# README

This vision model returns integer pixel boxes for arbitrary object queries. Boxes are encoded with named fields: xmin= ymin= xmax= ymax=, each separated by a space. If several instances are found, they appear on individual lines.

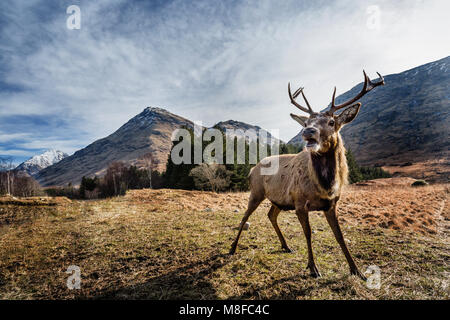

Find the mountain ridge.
xmin=36 ymin=108 xmax=279 ymax=186
xmin=37 ymin=56 xmax=449 ymax=186
xmin=36 ymin=107 xmax=194 ymax=186
xmin=288 ymin=56 xmax=449 ymax=173
xmin=214 ymin=119 xmax=283 ymax=145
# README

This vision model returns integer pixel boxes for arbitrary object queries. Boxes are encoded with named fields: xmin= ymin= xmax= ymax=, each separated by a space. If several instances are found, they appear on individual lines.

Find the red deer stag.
xmin=230 ymin=71 xmax=385 ymax=279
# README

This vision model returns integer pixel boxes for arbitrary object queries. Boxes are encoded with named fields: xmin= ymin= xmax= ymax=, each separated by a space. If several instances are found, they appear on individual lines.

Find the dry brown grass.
xmin=0 ymin=195 xmax=71 ymax=207
xmin=340 ymin=180 xmax=448 ymax=235
xmin=0 ymin=179 xmax=448 ymax=300
xmin=127 ymin=179 xmax=448 ymax=235
xmin=383 ymin=159 xmax=450 ymax=183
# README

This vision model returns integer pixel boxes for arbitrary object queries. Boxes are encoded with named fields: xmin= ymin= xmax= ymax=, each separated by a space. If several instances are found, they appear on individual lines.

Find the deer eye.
xmin=328 ymin=120 xmax=335 ymax=126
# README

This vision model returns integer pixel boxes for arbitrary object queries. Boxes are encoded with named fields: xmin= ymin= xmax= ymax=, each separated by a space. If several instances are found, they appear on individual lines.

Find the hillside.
xmin=15 ymin=149 xmax=67 ymax=176
xmin=36 ymin=57 xmax=449 ymax=186
xmin=36 ymin=108 xmax=280 ymax=187
xmin=214 ymin=120 xmax=283 ymax=145
xmin=0 ymin=181 xmax=448 ymax=299
xmin=36 ymin=107 xmax=194 ymax=186
xmin=288 ymin=56 xmax=450 ymax=182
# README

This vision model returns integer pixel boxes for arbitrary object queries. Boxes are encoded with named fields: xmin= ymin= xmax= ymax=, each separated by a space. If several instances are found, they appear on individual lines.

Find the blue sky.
xmin=0 ymin=0 xmax=449 ymax=164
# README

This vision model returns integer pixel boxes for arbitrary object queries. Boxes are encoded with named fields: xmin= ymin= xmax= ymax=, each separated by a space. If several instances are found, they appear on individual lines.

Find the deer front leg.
xmin=229 ymin=194 xmax=263 ymax=255
xmin=324 ymin=202 xmax=366 ymax=280
xmin=296 ymin=201 xmax=321 ymax=278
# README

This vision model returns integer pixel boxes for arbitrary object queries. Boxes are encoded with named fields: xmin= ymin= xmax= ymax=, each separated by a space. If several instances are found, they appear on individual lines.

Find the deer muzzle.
xmin=302 ymin=127 xmax=320 ymax=151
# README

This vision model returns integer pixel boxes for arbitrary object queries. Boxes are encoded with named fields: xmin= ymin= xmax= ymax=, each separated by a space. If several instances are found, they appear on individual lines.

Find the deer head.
xmin=289 ymin=71 xmax=384 ymax=153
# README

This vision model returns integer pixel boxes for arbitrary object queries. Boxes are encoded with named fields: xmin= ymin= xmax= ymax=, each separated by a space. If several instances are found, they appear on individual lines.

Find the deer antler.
xmin=288 ymin=83 xmax=314 ymax=114
xmin=328 ymin=70 xmax=384 ymax=114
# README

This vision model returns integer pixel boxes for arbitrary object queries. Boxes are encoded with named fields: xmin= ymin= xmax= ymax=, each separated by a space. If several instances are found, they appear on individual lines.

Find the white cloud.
xmin=14 ymin=139 xmax=84 ymax=155
xmin=0 ymin=0 xmax=448 ymax=158
xmin=0 ymin=148 xmax=34 ymax=157
xmin=0 ymin=133 xmax=30 ymax=143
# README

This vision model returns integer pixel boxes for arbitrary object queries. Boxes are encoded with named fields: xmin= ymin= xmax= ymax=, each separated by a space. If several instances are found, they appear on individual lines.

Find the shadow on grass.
xmin=92 ymin=252 xmax=232 ymax=299
xmin=91 ymin=249 xmax=354 ymax=300
xmin=227 ymin=272 xmax=354 ymax=300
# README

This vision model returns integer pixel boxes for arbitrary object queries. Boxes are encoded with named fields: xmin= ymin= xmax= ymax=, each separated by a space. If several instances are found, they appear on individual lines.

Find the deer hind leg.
xmin=229 ymin=193 xmax=264 ymax=255
xmin=296 ymin=201 xmax=321 ymax=277
xmin=268 ymin=205 xmax=291 ymax=252
xmin=324 ymin=205 xmax=366 ymax=280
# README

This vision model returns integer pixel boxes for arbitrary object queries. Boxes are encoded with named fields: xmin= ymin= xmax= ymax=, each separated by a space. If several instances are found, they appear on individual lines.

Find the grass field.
xmin=0 ymin=179 xmax=449 ymax=299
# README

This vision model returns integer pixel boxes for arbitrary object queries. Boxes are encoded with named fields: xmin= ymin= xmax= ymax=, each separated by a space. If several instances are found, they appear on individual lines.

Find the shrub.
xmin=411 ymin=180 xmax=428 ymax=187
xmin=45 ymin=185 xmax=78 ymax=198
xmin=346 ymin=148 xmax=391 ymax=183
xmin=189 ymin=163 xmax=232 ymax=192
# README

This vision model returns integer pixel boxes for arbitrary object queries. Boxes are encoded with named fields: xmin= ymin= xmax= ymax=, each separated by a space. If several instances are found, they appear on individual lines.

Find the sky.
xmin=0 ymin=0 xmax=449 ymax=164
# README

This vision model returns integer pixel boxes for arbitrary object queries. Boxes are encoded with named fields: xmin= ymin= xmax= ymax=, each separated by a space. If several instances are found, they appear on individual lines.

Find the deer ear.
xmin=290 ymin=113 xmax=308 ymax=127
xmin=336 ymin=103 xmax=361 ymax=127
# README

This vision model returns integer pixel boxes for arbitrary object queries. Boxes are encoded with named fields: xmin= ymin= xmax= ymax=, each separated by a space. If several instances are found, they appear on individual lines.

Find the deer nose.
xmin=302 ymin=127 xmax=317 ymax=138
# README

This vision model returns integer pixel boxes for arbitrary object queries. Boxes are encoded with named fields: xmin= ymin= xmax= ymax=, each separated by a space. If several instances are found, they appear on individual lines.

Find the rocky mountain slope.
xmin=37 ymin=57 xmax=449 ymax=186
xmin=15 ymin=149 xmax=67 ymax=176
xmin=214 ymin=120 xmax=283 ymax=145
xmin=36 ymin=108 xmax=280 ymax=186
xmin=36 ymin=107 xmax=194 ymax=186
xmin=288 ymin=56 xmax=449 ymax=181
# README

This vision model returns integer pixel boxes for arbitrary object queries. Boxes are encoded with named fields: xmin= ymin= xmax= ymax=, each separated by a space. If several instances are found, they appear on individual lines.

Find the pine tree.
xmin=163 ymin=127 xmax=196 ymax=189
xmin=79 ymin=176 xmax=86 ymax=199
xmin=346 ymin=148 xmax=363 ymax=183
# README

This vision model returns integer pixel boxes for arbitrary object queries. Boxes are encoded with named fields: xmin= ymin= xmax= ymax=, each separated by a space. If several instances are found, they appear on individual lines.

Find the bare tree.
xmin=141 ymin=152 xmax=156 ymax=189
xmin=13 ymin=172 xmax=42 ymax=197
xmin=0 ymin=157 xmax=41 ymax=197
xmin=0 ymin=156 xmax=15 ymax=195
xmin=189 ymin=163 xmax=232 ymax=192
xmin=101 ymin=162 xmax=128 ymax=196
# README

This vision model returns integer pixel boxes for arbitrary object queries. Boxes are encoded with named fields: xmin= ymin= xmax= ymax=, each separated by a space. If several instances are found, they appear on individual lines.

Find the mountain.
xmin=36 ymin=107 xmax=194 ymax=186
xmin=288 ymin=56 xmax=450 ymax=180
xmin=36 ymin=108 xmax=280 ymax=187
xmin=214 ymin=120 xmax=283 ymax=145
xmin=37 ymin=57 xmax=449 ymax=186
xmin=287 ymin=134 xmax=303 ymax=147
xmin=16 ymin=149 xmax=68 ymax=176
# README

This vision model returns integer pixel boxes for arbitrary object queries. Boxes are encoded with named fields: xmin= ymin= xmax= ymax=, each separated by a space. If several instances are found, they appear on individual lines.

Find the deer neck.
xmin=308 ymin=134 xmax=347 ymax=198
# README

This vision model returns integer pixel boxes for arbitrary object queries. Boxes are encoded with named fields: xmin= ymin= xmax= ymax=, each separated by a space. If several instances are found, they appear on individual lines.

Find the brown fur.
xmin=249 ymin=132 xmax=347 ymax=211
xmin=235 ymin=75 xmax=385 ymax=278
xmin=230 ymin=108 xmax=366 ymax=280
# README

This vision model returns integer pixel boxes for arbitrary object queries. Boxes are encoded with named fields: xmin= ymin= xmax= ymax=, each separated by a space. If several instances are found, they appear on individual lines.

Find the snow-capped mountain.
xmin=16 ymin=149 xmax=68 ymax=176
xmin=36 ymin=107 xmax=195 ymax=186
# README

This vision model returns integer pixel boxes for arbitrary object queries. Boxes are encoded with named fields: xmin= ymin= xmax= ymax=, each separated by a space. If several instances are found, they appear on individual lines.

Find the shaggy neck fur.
xmin=309 ymin=134 xmax=348 ymax=197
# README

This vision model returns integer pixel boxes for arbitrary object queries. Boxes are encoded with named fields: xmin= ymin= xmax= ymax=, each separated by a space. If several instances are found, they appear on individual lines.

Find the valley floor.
xmin=0 ymin=180 xmax=449 ymax=299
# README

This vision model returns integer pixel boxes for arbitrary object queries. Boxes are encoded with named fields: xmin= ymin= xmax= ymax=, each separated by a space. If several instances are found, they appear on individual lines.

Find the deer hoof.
xmin=229 ymin=246 xmax=237 ymax=255
xmin=282 ymin=246 xmax=292 ymax=253
xmin=308 ymin=265 xmax=322 ymax=278
xmin=310 ymin=270 xmax=322 ymax=278
xmin=351 ymin=268 xmax=367 ymax=281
